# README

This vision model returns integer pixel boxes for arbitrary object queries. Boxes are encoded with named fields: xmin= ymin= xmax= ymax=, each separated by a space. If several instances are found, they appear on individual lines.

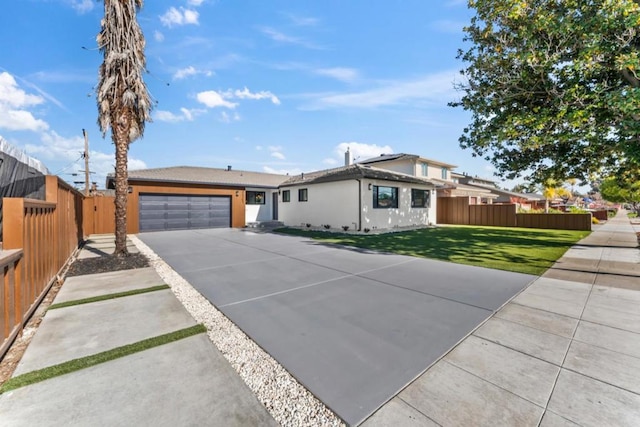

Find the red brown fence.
xmin=437 ymin=197 xmax=591 ymax=231
xmin=83 ymin=196 xmax=115 ymax=235
xmin=1 ymin=176 xmax=83 ymax=359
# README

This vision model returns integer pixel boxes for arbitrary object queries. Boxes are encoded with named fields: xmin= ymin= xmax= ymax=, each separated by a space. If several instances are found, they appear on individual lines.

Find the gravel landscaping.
xmin=130 ymin=235 xmax=344 ymax=427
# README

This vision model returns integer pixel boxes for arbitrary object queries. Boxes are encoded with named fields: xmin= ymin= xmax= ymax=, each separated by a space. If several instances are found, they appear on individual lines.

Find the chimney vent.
xmin=345 ymin=147 xmax=352 ymax=166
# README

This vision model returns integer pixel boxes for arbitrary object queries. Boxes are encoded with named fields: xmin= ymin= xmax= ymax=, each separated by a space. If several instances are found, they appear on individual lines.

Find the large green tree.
xmin=600 ymin=173 xmax=640 ymax=212
xmin=451 ymin=0 xmax=640 ymax=183
xmin=97 ymin=0 xmax=152 ymax=256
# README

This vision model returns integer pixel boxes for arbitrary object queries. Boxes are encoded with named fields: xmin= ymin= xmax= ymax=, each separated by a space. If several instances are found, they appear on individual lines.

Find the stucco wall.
xmin=245 ymin=187 xmax=276 ymax=222
xmin=366 ymin=159 xmax=415 ymax=176
xmin=279 ymin=180 xmax=360 ymax=229
xmin=361 ymin=179 xmax=436 ymax=229
xmin=279 ymin=178 xmax=437 ymax=231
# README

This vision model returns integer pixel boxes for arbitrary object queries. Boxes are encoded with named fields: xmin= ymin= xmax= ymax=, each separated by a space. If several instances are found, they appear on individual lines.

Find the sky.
xmin=0 ymin=0 xmax=512 ymax=190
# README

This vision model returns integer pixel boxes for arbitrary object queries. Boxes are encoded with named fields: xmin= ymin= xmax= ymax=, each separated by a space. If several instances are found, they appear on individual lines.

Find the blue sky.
xmin=1 ymin=0 xmax=509 ymax=189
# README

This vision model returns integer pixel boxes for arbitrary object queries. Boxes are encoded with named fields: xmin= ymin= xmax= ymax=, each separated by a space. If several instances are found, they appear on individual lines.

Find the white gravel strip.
xmin=130 ymin=235 xmax=345 ymax=427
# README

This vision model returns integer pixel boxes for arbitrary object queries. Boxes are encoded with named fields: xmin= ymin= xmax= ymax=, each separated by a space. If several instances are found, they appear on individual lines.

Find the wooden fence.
xmin=437 ymin=197 xmax=591 ymax=231
xmin=83 ymin=196 xmax=115 ymax=235
xmin=1 ymin=176 xmax=83 ymax=359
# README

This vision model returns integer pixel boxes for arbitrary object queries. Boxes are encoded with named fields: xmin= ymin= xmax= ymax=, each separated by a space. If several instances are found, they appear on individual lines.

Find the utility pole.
xmin=82 ymin=129 xmax=90 ymax=196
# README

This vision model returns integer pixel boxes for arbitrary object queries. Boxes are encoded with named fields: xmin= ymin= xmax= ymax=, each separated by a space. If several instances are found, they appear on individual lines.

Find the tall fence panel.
xmin=469 ymin=204 xmax=517 ymax=227
xmin=437 ymin=197 xmax=470 ymax=225
xmin=83 ymin=196 xmax=115 ymax=235
xmin=516 ymin=213 xmax=592 ymax=231
xmin=1 ymin=176 xmax=83 ymax=359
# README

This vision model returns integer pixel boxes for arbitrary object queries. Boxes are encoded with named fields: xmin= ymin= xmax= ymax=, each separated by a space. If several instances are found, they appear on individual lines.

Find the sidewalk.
xmin=364 ymin=210 xmax=640 ymax=426
xmin=0 ymin=235 xmax=276 ymax=426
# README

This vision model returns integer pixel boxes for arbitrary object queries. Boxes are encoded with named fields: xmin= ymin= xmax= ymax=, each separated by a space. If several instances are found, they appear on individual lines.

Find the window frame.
xmin=411 ymin=188 xmax=431 ymax=208
xmin=282 ymin=190 xmax=290 ymax=202
xmin=421 ymin=162 xmax=428 ymax=177
xmin=298 ymin=188 xmax=308 ymax=202
xmin=246 ymin=191 xmax=266 ymax=205
xmin=373 ymin=185 xmax=399 ymax=209
xmin=441 ymin=167 xmax=448 ymax=180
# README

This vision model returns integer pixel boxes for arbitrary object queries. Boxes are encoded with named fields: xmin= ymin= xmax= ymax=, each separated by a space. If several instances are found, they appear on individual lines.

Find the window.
xmin=441 ymin=167 xmax=448 ymax=180
xmin=421 ymin=162 xmax=428 ymax=176
xmin=246 ymin=191 xmax=265 ymax=205
xmin=373 ymin=186 xmax=398 ymax=208
xmin=411 ymin=189 xmax=431 ymax=208
xmin=282 ymin=190 xmax=290 ymax=202
xmin=298 ymin=188 xmax=308 ymax=202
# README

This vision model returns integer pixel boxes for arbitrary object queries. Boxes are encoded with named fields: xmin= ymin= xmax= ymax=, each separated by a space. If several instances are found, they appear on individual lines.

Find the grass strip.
xmin=48 ymin=285 xmax=170 ymax=310
xmin=276 ymin=225 xmax=590 ymax=275
xmin=0 ymin=324 xmax=207 ymax=394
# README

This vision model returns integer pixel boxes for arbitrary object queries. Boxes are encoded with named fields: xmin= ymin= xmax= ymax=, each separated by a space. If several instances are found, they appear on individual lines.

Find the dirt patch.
xmin=66 ymin=253 xmax=149 ymax=277
xmin=0 ymin=249 xmax=149 ymax=386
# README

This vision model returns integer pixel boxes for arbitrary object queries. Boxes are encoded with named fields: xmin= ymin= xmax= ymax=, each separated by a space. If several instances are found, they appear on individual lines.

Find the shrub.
xmin=628 ymin=212 xmax=638 ymax=218
xmin=306 ymin=223 xmax=311 ymax=228
xmin=323 ymin=224 xmax=331 ymax=229
xmin=363 ymin=228 xmax=370 ymax=233
xmin=342 ymin=225 xmax=349 ymax=231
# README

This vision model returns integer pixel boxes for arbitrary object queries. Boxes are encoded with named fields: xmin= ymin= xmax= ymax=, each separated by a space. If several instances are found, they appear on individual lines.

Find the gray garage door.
xmin=139 ymin=194 xmax=231 ymax=232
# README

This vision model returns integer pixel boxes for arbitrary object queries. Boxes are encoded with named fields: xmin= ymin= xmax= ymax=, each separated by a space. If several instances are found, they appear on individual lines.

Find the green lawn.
xmin=276 ymin=226 xmax=590 ymax=275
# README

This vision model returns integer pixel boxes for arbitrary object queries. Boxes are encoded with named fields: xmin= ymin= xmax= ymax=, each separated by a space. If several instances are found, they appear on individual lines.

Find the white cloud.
xmin=315 ymin=68 xmax=359 ymax=83
xmin=155 ymin=108 xmax=204 ymax=123
xmin=259 ymin=27 xmax=322 ymax=50
xmin=228 ymin=87 xmax=280 ymax=105
xmin=160 ymin=7 xmax=199 ymax=28
xmin=187 ymin=0 xmax=205 ymax=5
xmin=307 ymin=71 xmax=459 ymax=110
xmin=267 ymin=145 xmax=285 ymax=160
xmin=154 ymin=31 xmax=165 ymax=42
xmin=284 ymin=13 xmax=319 ymax=27
xmin=335 ymin=142 xmax=394 ymax=163
xmin=196 ymin=91 xmax=237 ymax=109
xmin=0 ymin=72 xmax=49 ymax=132
xmin=263 ymin=166 xmax=302 ymax=176
xmin=219 ymin=111 xmax=240 ymax=123
xmin=70 ymin=0 xmax=94 ymax=14
xmin=255 ymin=145 xmax=263 ymax=151
xmin=173 ymin=66 xmax=213 ymax=80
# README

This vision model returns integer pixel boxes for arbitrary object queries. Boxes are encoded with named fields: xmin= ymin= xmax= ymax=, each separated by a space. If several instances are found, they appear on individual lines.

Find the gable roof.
xmin=280 ymin=164 xmax=436 ymax=187
xmin=358 ymin=153 xmax=457 ymax=169
xmin=106 ymin=166 xmax=288 ymax=189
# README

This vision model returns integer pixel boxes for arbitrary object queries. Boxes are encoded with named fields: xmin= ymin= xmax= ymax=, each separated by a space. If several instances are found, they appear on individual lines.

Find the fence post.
xmin=45 ymin=175 xmax=58 ymax=204
xmin=3 ymin=198 xmax=24 ymax=250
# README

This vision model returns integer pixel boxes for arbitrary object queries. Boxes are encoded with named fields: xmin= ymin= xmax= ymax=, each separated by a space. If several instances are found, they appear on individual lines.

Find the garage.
xmin=139 ymin=194 xmax=231 ymax=232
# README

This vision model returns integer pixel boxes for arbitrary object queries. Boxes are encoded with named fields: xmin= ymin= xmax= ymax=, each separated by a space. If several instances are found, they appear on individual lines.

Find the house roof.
xmin=358 ymin=153 xmax=457 ymax=169
xmin=280 ymin=164 xmax=436 ymax=187
xmin=106 ymin=166 xmax=288 ymax=189
xmin=461 ymin=182 xmax=545 ymax=201
xmin=431 ymin=178 xmax=498 ymax=198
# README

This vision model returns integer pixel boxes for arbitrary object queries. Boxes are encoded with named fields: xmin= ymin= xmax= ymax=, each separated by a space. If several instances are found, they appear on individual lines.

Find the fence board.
xmin=1 ymin=176 xmax=83 ymax=359
xmin=516 ymin=213 xmax=591 ymax=231
xmin=83 ymin=196 xmax=116 ymax=235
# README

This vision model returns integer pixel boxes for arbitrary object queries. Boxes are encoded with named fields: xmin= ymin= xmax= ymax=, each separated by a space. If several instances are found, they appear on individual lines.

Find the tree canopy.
xmin=451 ymin=0 xmax=640 ymax=183
xmin=600 ymin=173 xmax=640 ymax=207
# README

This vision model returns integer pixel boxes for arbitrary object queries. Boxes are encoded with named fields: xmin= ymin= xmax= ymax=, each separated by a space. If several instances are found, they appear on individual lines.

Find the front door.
xmin=272 ymin=192 xmax=278 ymax=220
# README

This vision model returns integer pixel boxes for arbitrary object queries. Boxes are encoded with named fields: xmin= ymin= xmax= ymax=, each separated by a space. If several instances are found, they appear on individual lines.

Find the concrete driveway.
xmin=139 ymin=229 xmax=535 ymax=425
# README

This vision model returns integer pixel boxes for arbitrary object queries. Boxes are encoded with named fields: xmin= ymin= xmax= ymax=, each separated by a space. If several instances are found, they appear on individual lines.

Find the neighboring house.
xmin=359 ymin=153 xmax=496 ymax=204
xmin=278 ymin=163 xmax=437 ymax=231
xmin=106 ymin=166 xmax=287 ymax=232
xmin=454 ymin=173 xmax=546 ymax=210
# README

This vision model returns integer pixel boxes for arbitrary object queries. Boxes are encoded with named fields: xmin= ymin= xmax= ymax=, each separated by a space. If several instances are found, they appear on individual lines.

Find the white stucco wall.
xmin=245 ymin=188 xmax=276 ymax=222
xmin=279 ymin=178 xmax=437 ymax=230
xmin=367 ymin=159 xmax=415 ymax=176
xmin=279 ymin=181 xmax=360 ymax=229
xmin=361 ymin=179 xmax=436 ymax=229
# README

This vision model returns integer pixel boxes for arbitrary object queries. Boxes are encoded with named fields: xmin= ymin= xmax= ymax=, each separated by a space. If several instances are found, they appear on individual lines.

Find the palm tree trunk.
xmin=114 ymin=127 xmax=129 ymax=257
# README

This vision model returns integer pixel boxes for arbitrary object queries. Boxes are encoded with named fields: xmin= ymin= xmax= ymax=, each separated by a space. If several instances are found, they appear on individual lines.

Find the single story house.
xmin=106 ymin=166 xmax=287 ymax=232
xmin=106 ymin=161 xmax=437 ymax=233
xmin=278 ymin=163 xmax=437 ymax=231
xmin=454 ymin=173 xmax=546 ymax=210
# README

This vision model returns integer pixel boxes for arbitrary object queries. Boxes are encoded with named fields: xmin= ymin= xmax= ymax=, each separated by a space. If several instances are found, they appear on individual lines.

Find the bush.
xmin=323 ymin=224 xmax=331 ymax=229
xmin=342 ymin=225 xmax=349 ymax=231
xmin=568 ymin=206 xmax=589 ymax=214
xmin=628 ymin=212 xmax=638 ymax=218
